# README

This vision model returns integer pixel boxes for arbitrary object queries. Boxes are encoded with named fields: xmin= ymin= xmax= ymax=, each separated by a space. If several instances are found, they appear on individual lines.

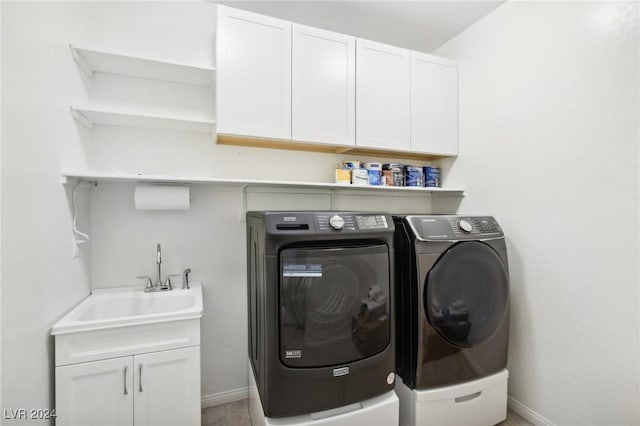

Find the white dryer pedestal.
xmin=395 ymin=369 xmax=508 ymax=426
xmin=249 ymin=364 xmax=399 ymax=426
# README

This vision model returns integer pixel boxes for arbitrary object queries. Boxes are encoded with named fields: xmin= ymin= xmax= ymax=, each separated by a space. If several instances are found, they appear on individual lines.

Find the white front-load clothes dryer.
xmin=393 ymin=215 xmax=510 ymax=426
xmin=246 ymin=211 xmax=399 ymax=426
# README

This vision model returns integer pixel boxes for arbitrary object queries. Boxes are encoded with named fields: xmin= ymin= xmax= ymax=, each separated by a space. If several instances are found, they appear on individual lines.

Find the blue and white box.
xmin=424 ymin=166 xmax=441 ymax=187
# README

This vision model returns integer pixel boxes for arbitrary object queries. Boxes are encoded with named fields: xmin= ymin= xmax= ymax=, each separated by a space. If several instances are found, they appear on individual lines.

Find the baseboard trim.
xmin=202 ymin=387 xmax=249 ymax=408
xmin=508 ymin=396 xmax=556 ymax=426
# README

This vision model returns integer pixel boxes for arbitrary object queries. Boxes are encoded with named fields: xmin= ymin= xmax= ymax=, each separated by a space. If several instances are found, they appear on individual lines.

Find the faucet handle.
xmin=164 ymin=274 xmax=180 ymax=291
xmin=136 ymin=275 xmax=153 ymax=288
xmin=183 ymin=268 xmax=192 ymax=290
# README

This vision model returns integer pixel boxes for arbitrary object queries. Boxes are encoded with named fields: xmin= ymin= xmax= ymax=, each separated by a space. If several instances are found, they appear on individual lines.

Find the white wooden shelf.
xmin=70 ymin=106 xmax=215 ymax=135
xmin=62 ymin=172 xmax=464 ymax=196
xmin=70 ymin=45 xmax=215 ymax=87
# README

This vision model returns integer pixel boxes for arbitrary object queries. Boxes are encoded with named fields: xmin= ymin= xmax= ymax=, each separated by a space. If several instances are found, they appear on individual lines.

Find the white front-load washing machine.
xmin=246 ymin=212 xmax=399 ymax=426
xmin=393 ymin=215 xmax=510 ymax=426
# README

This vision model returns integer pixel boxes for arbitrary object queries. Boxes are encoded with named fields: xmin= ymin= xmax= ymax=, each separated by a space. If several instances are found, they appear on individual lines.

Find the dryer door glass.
xmin=280 ymin=244 xmax=390 ymax=368
xmin=425 ymin=241 xmax=508 ymax=348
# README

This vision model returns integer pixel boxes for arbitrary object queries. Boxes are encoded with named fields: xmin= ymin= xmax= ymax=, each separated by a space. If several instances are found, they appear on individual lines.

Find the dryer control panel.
xmin=316 ymin=213 xmax=389 ymax=231
xmin=261 ymin=211 xmax=393 ymax=236
xmin=405 ymin=215 xmax=503 ymax=241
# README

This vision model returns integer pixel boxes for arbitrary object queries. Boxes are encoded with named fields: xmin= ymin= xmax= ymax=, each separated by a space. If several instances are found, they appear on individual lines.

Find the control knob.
xmin=458 ymin=219 xmax=473 ymax=233
xmin=329 ymin=215 xmax=345 ymax=230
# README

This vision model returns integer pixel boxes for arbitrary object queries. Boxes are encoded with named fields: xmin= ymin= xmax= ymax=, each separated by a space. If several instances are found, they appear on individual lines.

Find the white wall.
xmin=0 ymin=0 xmax=4 ymax=416
xmin=2 ymin=3 xmax=93 ymax=423
xmin=1 ymin=1 xmax=440 ymax=414
xmin=435 ymin=2 xmax=639 ymax=425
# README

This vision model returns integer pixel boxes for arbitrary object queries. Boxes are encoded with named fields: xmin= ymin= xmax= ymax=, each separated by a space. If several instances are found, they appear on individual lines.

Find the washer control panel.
xmin=406 ymin=215 xmax=503 ymax=241
xmin=449 ymin=216 xmax=502 ymax=238
xmin=316 ymin=213 xmax=388 ymax=232
xmin=266 ymin=212 xmax=393 ymax=235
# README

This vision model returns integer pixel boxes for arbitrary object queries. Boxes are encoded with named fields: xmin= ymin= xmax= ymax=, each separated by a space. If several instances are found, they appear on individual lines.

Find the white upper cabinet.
xmin=292 ymin=25 xmax=355 ymax=146
xmin=216 ymin=6 xmax=292 ymax=140
xmin=215 ymin=6 xmax=459 ymax=159
xmin=356 ymin=39 xmax=411 ymax=151
xmin=410 ymin=52 xmax=458 ymax=155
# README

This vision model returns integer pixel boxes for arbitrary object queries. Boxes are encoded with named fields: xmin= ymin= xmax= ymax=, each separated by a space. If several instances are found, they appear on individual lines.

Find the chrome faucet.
xmin=164 ymin=274 xmax=180 ymax=291
xmin=136 ymin=275 xmax=153 ymax=290
xmin=156 ymin=243 xmax=163 ymax=287
xmin=137 ymin=243 xmax=176 ymax=292
xmin=183 ymin=268 xmax=191 ymax=289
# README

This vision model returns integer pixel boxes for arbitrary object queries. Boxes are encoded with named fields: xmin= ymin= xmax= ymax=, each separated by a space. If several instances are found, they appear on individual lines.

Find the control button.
xmin=329 ymin=215 xmax=345 ymax=230
xmin=458 ymin=219 xmax=473 ymax=233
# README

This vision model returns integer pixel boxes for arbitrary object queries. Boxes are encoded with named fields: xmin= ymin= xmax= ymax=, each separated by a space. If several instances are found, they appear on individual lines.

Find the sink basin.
xmin=51 ymin=283 xmax=203 ymax=335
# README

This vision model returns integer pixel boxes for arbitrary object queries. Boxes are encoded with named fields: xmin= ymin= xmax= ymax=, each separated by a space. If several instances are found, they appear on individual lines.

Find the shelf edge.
xmin=61 ymin=172 xmax=464 ymax=196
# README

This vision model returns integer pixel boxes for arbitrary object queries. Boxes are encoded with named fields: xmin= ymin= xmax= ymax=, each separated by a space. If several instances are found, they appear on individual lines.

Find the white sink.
xmin=52 ymin=283 xmax=203 ymax=335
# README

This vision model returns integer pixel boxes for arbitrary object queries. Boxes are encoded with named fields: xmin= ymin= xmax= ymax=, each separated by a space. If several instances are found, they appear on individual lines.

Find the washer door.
xmin=280 ymin=244 xmax=390 ymax=368
xmin=425 ymin=241 xmax=508 ymax=348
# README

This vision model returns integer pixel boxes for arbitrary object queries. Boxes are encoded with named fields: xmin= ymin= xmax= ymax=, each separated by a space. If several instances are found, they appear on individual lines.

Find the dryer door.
xmin=425 ymin=241 xmax=508 ymax=348
xmin=279 ymin=244 xmax=390 ymax=368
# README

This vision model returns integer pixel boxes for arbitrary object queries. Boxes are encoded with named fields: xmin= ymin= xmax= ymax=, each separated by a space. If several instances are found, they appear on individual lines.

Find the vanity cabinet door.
xmin=216 ymin=5 xmax=292 ymax=140
xmin=56 ymin=356 xmax=133 ymax=426
xmin=133 ymin=346 xmax=201 ymax=426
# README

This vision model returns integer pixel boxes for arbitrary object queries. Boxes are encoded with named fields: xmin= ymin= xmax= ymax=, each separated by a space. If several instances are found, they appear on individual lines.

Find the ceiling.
xmin=215 ymin=1 xmax=505 ymax=53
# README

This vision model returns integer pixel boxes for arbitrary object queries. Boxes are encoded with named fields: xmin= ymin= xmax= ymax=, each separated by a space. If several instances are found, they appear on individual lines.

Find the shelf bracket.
xmin=70 ymin=45 xmax=95 ymax=79
xmin=70 ymin=106 xmax=94 ymax=131
xmin=330 ymin=189 xmax=337 ymax=210
xmin=61 ymin=175 xmax=98 ymax=187
xmin=240 ymin=184 xmax=249 ymax=222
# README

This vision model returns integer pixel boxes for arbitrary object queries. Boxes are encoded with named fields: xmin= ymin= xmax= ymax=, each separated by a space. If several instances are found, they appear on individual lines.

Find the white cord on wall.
xmin=72 ymin=179 xmax=95 ymax=245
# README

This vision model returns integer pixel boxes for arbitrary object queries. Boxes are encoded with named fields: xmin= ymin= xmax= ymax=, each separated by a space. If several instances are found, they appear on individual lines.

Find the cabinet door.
xmin=356 ymin=39 xmax=411 ymax=151
xmin=292 ymin=24 xmax=355 ymax=146
xmin=216 ymin=5 xmax=292 ymax=140
xmin=133 ymin=347 xmax=201 ymax=426
xmin=56 ymin=357 xmax=133 ymax=426
xmin=411 ymin=52 xmax=458 ymax=155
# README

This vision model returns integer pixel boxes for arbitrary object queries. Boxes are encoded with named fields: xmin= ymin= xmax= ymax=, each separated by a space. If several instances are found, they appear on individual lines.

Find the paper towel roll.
xmin=134 ymin=183 xmax=190 ymax=210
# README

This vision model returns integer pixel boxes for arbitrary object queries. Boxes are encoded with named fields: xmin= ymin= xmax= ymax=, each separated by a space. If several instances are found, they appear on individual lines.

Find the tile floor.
xmin=201 ymin=399 xmax=533 ymax=426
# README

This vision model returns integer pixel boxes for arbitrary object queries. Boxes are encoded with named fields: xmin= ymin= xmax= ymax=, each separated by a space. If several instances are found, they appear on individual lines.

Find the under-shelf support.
xmin=330 ymin=189 xmax=337 ymax=210
xmin=61 ymin=175 xmax=98 ymax=187
xmin=70 ymin=106 xmax=94 ymax=131
xmin=240 ymin=184 xmax=249 ymax=222
xmin=70 ymin=45 xmax=94 ymax=79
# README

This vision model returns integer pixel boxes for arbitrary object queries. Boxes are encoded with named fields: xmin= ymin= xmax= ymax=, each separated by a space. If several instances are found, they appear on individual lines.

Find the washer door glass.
xmin=425 ymin=241 xmax=508 ymax=348
xmin=280 ymin=244 xmax=390 ymax=368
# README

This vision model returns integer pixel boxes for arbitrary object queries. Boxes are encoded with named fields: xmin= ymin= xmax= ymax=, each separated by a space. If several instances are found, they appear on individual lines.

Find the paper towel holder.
xmin=134 ymin=183 xmax=191 ymax=210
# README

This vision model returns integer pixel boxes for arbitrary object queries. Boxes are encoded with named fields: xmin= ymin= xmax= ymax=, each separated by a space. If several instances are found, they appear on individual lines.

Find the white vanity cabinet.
xmin=55 ymin=347 xmax=200 ymax=426
xmin=56 ymin=356 xmax=134 ymax=426
xmin=52 ymin=283 xmax=204 ymax=426
xmin=410 ymin=52 xmax=458 ymax=156
xmin=134 ymin=347 xmax=201 ymax=426
xmin=216 ymin=5 xmax=292 ymax=140
xmin=355 ymin=39 xmax=411 ymax=151
xmin=292 ymin=24 xmax=355 ymax=146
